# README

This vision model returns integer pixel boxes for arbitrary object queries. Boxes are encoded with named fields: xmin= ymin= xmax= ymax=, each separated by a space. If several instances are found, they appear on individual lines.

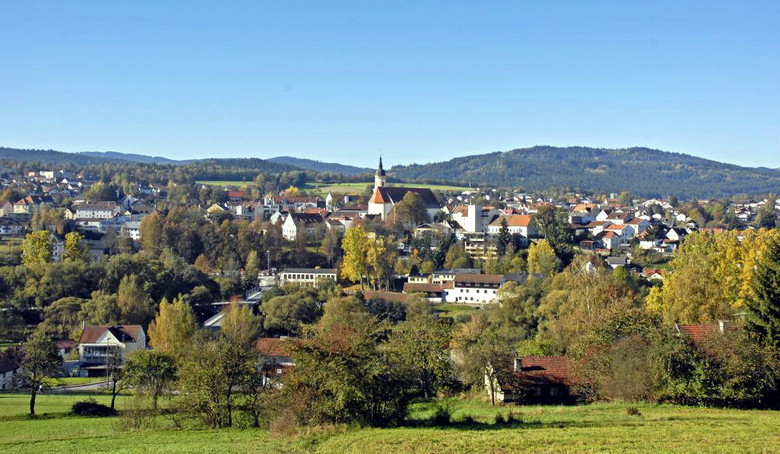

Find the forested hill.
xmin=269 ymin=156 xmax=372 ymax=176
xmin=390 ymin=146 xmax=780 ymax=198
xmin=79 ymin=151 xmax=188 ymax=165
xmin=0 ymin=147 xmax=119 ymax=165
xmin=0 ymin=147 xmax=299 ymax=174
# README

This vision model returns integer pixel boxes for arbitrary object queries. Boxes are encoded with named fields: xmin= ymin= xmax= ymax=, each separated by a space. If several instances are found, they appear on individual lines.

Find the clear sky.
xmin=1 ymin=1 xmax=778 ymax=168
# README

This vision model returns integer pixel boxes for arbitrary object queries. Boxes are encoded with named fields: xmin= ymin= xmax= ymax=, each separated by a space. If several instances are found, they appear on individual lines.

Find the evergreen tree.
xmin=746 ymin=238 xmax=780 ymax=350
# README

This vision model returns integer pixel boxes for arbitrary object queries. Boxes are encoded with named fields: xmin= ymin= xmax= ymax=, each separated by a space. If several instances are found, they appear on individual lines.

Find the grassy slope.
xmin=1 ymin=394 xmax=778 ymax=453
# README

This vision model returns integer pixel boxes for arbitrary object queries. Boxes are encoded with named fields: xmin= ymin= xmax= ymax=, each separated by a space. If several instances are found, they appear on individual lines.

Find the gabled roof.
xmin=256 ymin=338 xmax=292 ymax=357
xmin=369 ymin=187 xmax=440 ymax=208
xmin=79 ymin=325 xmax=143 ymax=344
xmin=453 ymin=274 xmax=504 ymax=285
xmin=287 ymin=213 xmax=324 ymax=224
xmin=488 ymin=214 xmax=533 ymax=228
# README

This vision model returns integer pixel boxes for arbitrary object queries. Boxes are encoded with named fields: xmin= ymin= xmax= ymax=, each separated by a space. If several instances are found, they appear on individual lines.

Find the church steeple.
xmin=374 ymin=155 xmax=386 ymax=189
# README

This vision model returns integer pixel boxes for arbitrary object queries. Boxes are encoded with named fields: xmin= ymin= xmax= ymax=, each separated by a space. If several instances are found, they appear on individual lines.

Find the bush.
xmin=494 ymin=412 xmax=506 ymax=425
xmin=71 ymin=399 xmax=115 ymax=417
xmin=432 ymin=404 xmax=451 ymax=425
xmin=626 ymin=406 xmax=641 ymax=416
xmin=507 ymin=408 xmax=522 ymax=424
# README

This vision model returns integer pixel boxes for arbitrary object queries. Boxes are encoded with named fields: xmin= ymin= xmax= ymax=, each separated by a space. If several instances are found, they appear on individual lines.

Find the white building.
xmin=78 ymin=325 xmax=146 ymax=377
xmin=443 ymin=274 xmax=504 ymax=305
xmin=279 ymin=268 xmax=337 ymax=286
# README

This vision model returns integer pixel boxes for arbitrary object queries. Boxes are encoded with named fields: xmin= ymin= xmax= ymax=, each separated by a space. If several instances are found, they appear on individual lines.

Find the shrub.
xmin=432 ymin=404 xmax=451 ymax=425
xmin=626 ymin=406 xmax=641 ymax=416
xmin=507 ymin=409 xmax=522 ymax=424
xmin=71 ymin=399 xmax=115 ymax=417
xmin=494 ymin=412 xmax=506 ymax=425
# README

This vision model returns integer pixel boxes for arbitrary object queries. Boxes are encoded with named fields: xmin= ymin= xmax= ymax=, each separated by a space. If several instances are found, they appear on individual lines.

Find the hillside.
xmin=390 ymin=146 xmax=780 ymax=198
xmin=0 ymin=147 xmax=298 ymax=174
xmin=0 ymin=147 xmax=118 ymax=165
xmin=269 ymin=156 xmax=372 ymax=176
xmin=79 ymin=151 xmax=188 ymax=165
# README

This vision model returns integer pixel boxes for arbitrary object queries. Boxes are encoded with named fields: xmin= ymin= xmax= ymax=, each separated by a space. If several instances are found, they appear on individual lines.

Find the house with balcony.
xmin=77 ymin=325 xmax=146 ymax=377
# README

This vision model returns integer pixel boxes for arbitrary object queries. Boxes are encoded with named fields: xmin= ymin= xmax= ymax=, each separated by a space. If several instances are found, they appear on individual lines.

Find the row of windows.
xmin=458 ymin=288 xmax=495 ymax=294
xmin=284 ymin=274 xmax=335 ymax=280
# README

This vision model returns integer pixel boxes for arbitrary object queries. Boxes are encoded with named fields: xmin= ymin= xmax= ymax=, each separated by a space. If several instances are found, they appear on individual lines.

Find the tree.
xmin=746 ymin=237 xmax=780 ymax=350
xmin=139 ymin=212 xmax=164 ymax=256
xmin=533 ymin=205 xmax=573 ymax=254
xmin=452 ymin=314 xmax=516 ymax=406
xmin=105 ymin=346 xmax=125 ymax=410
xmin=527 ymin=240 xmax=559 ymax=276
xmin=147 ymin=296 xmax=198 ymax=360
xmin=221 ymin=301 xmax=262 ymax=348
xmin=322 ymin=228 xmax=344 ymax=267
xmin=387 ymin=318 xmax=451 ymax=398
xmin=243 ymin=250 xmax=260 ymax=288
xmin=391 ymin=192 xmax=429 ymax=227
xmin=117 ymin=274 xmax=152 ymax=325
xmin=42 ymin=297 xmax=84 ymax=339
xmin=21 ymin=230 xmax=53 ymax=267
xmin=341 ymin=226 xmax=369 ymax=289
xmin=284 ymin=311 xmax=408 ymax=426
xmin=262 ymin=289 xmax=322 ymax=336
xmin=124 ymin=350 xmax=177 ymax=411
xmin=64 ymin=231 xmax=88 ymax=261
xmin=497 ymin=218 xmax=511 ymax=257
xmin=21 ymin=328 xmax=62 ymax=415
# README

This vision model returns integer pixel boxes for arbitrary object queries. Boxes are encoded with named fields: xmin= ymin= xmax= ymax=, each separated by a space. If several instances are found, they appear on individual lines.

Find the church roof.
xmin=368 ymin=187 xmax=440 ymax=208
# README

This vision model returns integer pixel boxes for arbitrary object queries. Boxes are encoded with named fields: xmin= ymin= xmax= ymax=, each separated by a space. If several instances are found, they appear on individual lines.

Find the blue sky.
xmin=1 ymin=1 xmax=778 ymax=168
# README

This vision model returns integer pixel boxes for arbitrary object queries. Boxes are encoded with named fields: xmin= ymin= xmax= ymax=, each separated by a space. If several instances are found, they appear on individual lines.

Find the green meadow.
xmin=196 ymin=180 xmax=471 ymax=196
xmin=1 ymin=393 xmax=777 ymax=453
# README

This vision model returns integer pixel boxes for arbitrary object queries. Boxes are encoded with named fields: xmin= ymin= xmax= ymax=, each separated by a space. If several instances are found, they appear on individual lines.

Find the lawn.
xmin=1 ymin=393 xmax=778 ymax=453
xmin=47 ymin=377 xmax=108 ymax=387
xmin=434 ymin=304 xmax=480 ymax=319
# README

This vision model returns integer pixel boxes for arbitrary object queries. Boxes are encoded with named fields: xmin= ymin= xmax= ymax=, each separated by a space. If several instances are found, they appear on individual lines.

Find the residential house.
xmin=490 ymin=356 xmax=576 ymax=404
xmin=78 ymin=325 xmax=146 ymax=377
xmin=282 ymin=212 xmax=324 ymax=241
xmin=0 ymin=351 xmax=23 ymax=390
xmin=443 ymin=274 xmax=504 ymax=305
xmin=402 ymin=282 xmax=444 ymax=301
xmin=486 ymin=214 xmax=537 ymax=239
xmin=256 ymin=338 xmax=294 ymax=388
xmin=74 ymin=201 xmax=118 ymax=220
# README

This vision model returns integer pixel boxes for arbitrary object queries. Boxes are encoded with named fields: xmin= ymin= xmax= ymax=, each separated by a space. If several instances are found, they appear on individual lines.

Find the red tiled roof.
xmin=256 ymin=338 xmax=292 ymax=357
xmin=489 ymin=214 xmax=533 ymax=228
xmin=676 ymin=324 xmax=719 ymax=345
xmin=363 ymin=291 xmax=408 ymax=303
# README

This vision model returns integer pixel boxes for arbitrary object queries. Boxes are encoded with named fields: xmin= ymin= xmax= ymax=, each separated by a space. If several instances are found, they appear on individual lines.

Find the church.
xmin=367 ymin=157 xmax=441 ymax=221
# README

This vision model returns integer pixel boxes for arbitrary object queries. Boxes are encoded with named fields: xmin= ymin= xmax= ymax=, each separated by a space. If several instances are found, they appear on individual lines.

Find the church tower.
xmin=374 ymin=156 xmax=387 ymax=190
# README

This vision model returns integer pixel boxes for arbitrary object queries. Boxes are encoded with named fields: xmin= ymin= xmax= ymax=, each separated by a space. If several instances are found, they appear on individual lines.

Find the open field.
xmin=434 ymin=303 xmax=480 ymax=319
xmin=196 ymin=180 xmax=471 ymax=195
xmin=304 ymin=182 xmax=471 ymax=195
xmin=196 ymin=180 xmax=251 ymax=188
xmin=1 ymin=393 xmax=778 ymax=453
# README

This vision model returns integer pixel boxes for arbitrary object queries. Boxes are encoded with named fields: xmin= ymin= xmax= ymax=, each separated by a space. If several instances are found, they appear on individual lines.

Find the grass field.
xmin=434 ymin=303 xmax=480 ymax=319
xmin=196 ymin=180 xmax=251 ymax=188
xmin=304 ymin=182 xmax=471 ymax=196
xmin=196 ymin=180 xmax=471 ymax=196
xmin=1 ymin=393 xmax=778 ymax=453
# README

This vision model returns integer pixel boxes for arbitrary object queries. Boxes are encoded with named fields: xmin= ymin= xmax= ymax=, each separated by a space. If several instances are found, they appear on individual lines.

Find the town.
xmin=1 ymin=153 xmax=778 ymax=428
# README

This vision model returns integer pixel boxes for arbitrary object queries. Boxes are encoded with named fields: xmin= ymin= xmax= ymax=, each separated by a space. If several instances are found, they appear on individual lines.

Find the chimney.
xmin=514 ymin=357 xmax=522 ymax=372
